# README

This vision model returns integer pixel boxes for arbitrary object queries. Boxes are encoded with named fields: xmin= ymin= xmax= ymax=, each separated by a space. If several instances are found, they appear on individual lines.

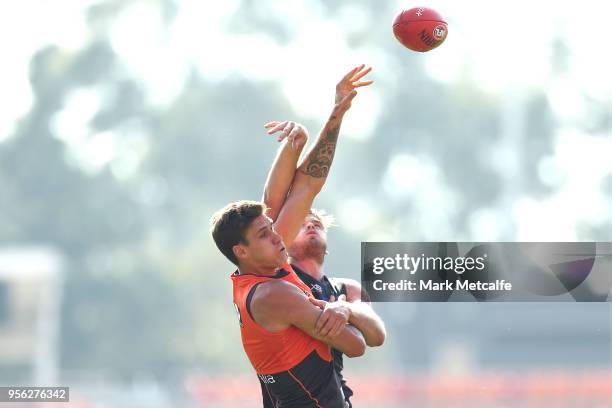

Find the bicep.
xmin=256 ymin=281 xmax=365 ymax=356
xmin=252 ymin=281 xmax=322 ymax=332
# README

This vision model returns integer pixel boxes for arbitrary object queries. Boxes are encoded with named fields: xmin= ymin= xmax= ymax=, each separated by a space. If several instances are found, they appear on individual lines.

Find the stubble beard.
xmin=289 ymin=237 xmax=327 ymax=265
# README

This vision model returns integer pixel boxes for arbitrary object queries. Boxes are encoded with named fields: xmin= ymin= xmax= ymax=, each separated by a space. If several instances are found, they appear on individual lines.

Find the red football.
xmin=393 ymin=7 xmax=448 ymax=52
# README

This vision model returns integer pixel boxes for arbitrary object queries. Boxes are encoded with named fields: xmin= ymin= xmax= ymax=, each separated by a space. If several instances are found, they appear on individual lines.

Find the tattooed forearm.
xmin=299 ymin=125 xmax=340 ymax=178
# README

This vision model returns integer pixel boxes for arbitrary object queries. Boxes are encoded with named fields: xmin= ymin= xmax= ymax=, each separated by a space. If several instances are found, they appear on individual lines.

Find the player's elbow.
xmin=366 ymin=328 xmax=386 ymax=348
xmin=344 ymin=340 xmax=366 ymax=358
xmin=262 ymin=191 xmax=284 ymax=221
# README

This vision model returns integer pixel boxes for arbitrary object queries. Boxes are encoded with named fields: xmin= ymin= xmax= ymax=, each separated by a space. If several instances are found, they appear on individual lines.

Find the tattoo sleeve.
xmin=298 ymin=115 xmax=342 ymax=178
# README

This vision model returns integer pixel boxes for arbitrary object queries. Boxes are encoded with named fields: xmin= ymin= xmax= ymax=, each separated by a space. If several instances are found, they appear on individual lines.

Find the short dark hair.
xmin=210 ymin=200 xmax=266 ymax=265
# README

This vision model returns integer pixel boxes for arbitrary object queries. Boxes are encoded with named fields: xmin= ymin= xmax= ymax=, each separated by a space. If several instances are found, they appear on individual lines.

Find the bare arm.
xmin=251 ymin=280 xmax=366 ymax=358
xmin=261 ymin=121 xmax=308 ymax=221
xmin=311 ymin=293 xmax=386 ymax=348
xmin=334 ymin=278 xmax=386 ymax=347
xmin=270 ymin=66 xmax=373 ymax=246
xmin=295 ymin=65 xmax=372 ymax=193
xmin=347 ymin=301 xmax=386 ymax=347
xmin=270 ymin=110 xmax=346 ymax=248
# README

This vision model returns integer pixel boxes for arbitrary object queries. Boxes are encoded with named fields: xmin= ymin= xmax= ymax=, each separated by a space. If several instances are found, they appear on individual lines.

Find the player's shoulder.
xmin=253 ymin=279 xmax=307 ymax=306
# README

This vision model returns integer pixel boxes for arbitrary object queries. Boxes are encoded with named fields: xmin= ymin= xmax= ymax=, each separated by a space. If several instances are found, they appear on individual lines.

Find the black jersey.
xmin=292 ymin=264 xmax=354 ymax=407
xmin=258 ymin=349 xmax=347 ymax=408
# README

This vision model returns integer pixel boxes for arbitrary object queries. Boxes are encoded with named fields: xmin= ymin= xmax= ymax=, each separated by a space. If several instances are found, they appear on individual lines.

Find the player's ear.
xmin=233 ymin=243 xmax=248 ymax=261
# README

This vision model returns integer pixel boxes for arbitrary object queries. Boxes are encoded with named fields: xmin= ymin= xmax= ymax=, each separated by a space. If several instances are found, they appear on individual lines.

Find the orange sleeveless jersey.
xmin=231 ymin=264 xmax=332 ymax=375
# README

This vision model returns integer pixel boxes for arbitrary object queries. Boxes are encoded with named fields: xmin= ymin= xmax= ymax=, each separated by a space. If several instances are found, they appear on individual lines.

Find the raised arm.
xmin=295 ymin=64 xmax=372 ymax=193
xmin=251 ymin=280 xmax=366 ymax=358
xmin=273 ymin=65 xmax=373 ymax=247
xmin=261 ymin=121 xmax=309 ymax=221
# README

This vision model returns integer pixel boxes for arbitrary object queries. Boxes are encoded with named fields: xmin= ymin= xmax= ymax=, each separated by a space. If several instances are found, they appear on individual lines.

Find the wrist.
xmin=329 ymin=107 xmax=345 ymax=122
xmin=343 ymin=302 xmax=353 ymax=321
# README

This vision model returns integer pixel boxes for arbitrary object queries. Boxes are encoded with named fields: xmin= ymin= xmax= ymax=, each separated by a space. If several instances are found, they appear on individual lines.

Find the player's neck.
xmin=292 ymin=258 xmax=324 ymax=281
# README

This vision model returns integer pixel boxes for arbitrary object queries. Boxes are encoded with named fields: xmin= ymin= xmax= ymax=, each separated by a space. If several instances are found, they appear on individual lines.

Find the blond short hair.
xmin=309 ymin=208 xmax=336 ymax=230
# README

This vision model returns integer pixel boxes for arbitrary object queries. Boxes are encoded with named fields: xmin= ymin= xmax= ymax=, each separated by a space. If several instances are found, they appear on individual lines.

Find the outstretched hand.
xmin=264 ymin=120 xmax=309 ymax=149
xmin=334 ymin=65 xmax=373 ymax=115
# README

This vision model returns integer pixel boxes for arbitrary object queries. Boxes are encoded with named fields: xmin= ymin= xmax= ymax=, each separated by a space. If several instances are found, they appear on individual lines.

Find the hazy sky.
xmin=2 ymin=0 xmax=612 ymax=240
xmin=4 ymin=0 xmax=612 ymax=137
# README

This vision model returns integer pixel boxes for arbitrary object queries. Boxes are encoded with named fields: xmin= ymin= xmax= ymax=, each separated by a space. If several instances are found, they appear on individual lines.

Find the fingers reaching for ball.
xmin=335 ymin=65 xmax=373 ymax=105
xmin=348 ymin=65 xmax=374 ymax=88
